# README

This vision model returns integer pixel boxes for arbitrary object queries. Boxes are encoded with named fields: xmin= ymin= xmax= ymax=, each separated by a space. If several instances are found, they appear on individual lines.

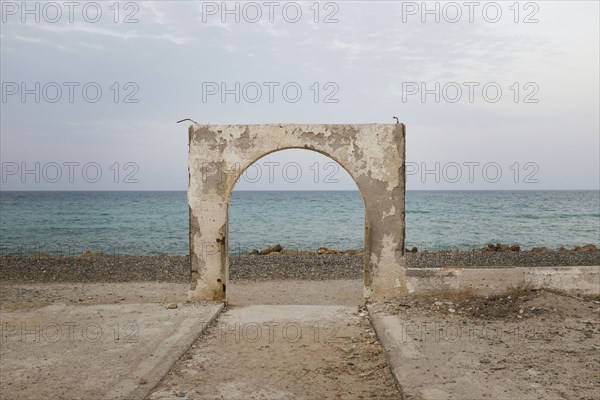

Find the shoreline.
xmin=2 ymin=242 xmax=598 ymax=258
xmin=1 ymin=250 xmax=599 ymax=284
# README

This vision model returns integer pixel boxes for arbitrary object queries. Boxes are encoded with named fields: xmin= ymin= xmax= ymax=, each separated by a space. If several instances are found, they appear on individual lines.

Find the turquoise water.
xmin=0 ymin=191 xmax=598 ymax=256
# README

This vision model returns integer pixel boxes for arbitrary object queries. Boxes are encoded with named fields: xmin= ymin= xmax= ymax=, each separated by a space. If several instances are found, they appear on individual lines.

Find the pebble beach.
xmin=1 ymin=249 xmax=599 ymax=284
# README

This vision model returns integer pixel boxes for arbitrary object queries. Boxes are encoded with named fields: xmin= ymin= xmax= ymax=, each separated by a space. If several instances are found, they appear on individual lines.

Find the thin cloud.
xmin=26 ymin=22 xmax=194 ymax=45
xmin=12 ymin=34 xmax=73 ymax=52
xmin=329 ymin=34 xmax=362 ymax=56
xmin=142 ymin=1 xmax=168 ymax=25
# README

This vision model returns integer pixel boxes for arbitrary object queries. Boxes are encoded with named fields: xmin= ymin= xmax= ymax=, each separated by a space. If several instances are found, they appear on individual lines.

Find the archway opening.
xmin=226 ymin=148 xmax=366 ymax=305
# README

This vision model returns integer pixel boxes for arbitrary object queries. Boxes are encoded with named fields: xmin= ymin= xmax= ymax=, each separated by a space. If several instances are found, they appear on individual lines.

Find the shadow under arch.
xmin=188 ymin=124 xmax=406 ymax=302
xmin=225 ymin=148 xmax=368 ymax=302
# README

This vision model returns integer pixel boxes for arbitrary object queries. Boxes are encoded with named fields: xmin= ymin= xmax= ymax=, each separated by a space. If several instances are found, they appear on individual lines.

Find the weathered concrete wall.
xmin=406 ymin=266 xmax=600 ymax=297
xmin=188 ymin=124 xmax=407 ymax=302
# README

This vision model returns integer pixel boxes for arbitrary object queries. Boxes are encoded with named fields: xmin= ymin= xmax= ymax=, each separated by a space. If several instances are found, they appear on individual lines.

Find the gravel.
xmin=230 ymin=253 xmax=362 ymax=281
xmin=1 ymin=251 xmax=598 ymax=283
xmin=0 ymin=255 xmax=190 ymax=283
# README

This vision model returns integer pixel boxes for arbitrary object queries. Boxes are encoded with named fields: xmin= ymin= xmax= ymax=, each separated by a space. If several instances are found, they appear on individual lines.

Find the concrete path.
xmin=1 ymin=300 xmax=223 ymax=400
xmin=148 ymin=304 xmax=402 ymax=399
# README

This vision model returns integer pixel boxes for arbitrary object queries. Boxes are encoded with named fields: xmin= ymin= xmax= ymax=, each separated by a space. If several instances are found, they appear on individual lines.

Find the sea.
xmin=0 ymin=190 xmax=598 ymax=256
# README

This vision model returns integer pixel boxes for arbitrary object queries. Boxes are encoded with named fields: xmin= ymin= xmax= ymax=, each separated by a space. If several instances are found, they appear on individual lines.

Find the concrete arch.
xmin=226 ymin=147 xmax=368 ymax=218
xmin=225 ymin=147 xmax=367 ymax=204
xmin=188 ymin=124 xmax=407 ymax=302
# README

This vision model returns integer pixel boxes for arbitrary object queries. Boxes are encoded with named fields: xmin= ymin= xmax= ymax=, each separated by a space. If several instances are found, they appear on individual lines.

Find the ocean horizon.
xmin=1 ymin=190 xmax=599 ymax=256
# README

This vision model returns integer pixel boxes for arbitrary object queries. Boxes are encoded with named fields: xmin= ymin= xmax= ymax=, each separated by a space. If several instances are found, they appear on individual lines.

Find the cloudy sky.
xmin=1 ymin=0 xmax=598 ymax=190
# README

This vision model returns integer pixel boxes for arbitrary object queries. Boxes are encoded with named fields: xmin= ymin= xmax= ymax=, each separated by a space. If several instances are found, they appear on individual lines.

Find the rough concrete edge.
xmin=406 ymin=266 xmax=600 ymax=297
xmin=108 ymin=302 xmax=224 ymax=400
xmin=366 ymin=304 xmax=411 ymax=400
xmin=369 ymin=267 xmax=600 ymax=399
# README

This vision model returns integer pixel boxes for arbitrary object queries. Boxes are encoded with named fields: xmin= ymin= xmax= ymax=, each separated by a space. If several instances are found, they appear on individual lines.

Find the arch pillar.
xmin=187 ymin=124 xmax=407 ymax=302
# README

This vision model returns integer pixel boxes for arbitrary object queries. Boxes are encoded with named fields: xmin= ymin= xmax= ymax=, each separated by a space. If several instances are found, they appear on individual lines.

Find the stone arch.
xmin=188 ymin=124 xmax=407 ymax=302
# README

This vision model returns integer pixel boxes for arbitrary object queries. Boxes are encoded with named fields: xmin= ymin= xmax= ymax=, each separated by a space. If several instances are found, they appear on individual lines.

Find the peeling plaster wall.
xmin=188 ymin=124 xmax=407 ymax=302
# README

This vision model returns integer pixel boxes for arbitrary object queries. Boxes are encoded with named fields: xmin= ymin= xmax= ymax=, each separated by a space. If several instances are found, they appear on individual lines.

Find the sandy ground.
xmin=1 ymin=281 xmax=402 ymax=400
xmin=228 ymin=279 xmax=363 ymax=306
xmin=0 ymin=280 xmax=363 ymax=310
xmin=148 ymin=304 xmax=401 ymax=400
xmin=140 ymin=280 xmax=401 ymax=399
xmin=0 ymin=283 xmax=222 ymax=400
xmin=2 ymin=278 xmax=599 ymax=399
xmin=0 ymin=282 xmax=192 ymax=311
xmin=370 ymin=290 xmax=600 ymax=400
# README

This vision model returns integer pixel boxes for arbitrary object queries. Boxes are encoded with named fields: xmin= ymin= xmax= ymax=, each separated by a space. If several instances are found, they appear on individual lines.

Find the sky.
xmin=0 ymin=0 xmax=598 ymax=191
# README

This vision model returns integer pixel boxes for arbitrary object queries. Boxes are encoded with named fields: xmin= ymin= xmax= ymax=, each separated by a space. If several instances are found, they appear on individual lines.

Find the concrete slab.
xmin=406 ymin=266 xmax=600 ymax=297
xmin=0 ymin=301 xmax=223 ymax=400
xmin=148 ymin=305 xmax=402 ymax=399
xmin=368 ymin=306 xmax=436 ymax=400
